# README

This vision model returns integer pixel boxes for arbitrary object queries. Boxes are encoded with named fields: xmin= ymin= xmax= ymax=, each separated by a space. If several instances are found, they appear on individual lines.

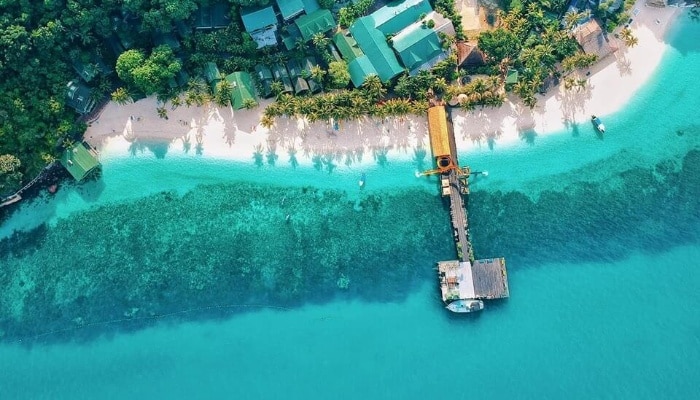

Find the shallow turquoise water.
xmin=0 ymin=15 xmax=699 ymax=399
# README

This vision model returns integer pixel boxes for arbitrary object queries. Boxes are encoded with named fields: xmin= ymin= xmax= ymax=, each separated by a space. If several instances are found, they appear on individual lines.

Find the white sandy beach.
xmin=85 ymin=2 xmax=682 ymax=168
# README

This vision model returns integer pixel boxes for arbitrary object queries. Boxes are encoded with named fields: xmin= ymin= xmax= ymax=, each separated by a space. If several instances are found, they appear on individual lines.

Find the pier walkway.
xmin=425 ymin=104 xmax=509 ymax=307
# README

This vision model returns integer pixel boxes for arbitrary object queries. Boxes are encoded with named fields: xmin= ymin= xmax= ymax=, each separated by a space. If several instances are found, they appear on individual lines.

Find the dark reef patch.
xmin=0 ymin=150 xmax=698 ymax=344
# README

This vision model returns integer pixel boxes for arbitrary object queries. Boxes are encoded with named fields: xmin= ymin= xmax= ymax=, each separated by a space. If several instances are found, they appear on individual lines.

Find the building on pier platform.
xmin=425 ymin=104 xmax=510 ymax=311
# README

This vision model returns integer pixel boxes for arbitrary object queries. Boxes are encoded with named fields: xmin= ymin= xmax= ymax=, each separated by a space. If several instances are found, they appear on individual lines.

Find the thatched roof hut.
xmin=573 ymin=19 xmax=617 ymax=60
xmin=456 ymin=42 xmax=486 ymax=67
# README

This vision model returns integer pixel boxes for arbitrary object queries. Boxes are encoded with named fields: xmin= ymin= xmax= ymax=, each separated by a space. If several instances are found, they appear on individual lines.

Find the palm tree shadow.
xmin=288 ymin=147 xmax=298 ymax=168
xmin=413 ymin=147 xmax=426 ymax=171
xmin=519 ymin=129 xmax=538 ymax=145
xmin=181 ymin=134 xmax=192 ymax=153
xmin=564 ymin=118 xmax=581 ymax=137
xmin=266 ymin=143 xmax=278 ymax=166
xmin=253 ymin=144 xmax=264 ymax=167
xmin=312 ymin=154 xmax=322 ymax=171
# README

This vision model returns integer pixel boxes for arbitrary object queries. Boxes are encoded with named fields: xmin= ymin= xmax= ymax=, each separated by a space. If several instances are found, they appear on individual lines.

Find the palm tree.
xmin=242 ymin=99 xmax=259 ymax=110
xmin=361 ymin=75 xmax=386 ymax=102
xmin=311 ymin=33 xmax=330 ymax=50
xmin=270 ymin=80 xmax=284 ymax=97
xmin=157 ymin=106 xmax=168 ymax=119
xmin=619 ymin=28 xmax=638 ymax=47
xmin=309 ymin=65 xmax=326 ymax=84
xmin=564 ymin=10 xmax=589 ymax=31
xmin=111 ymin=87 xmax=132 ymax=105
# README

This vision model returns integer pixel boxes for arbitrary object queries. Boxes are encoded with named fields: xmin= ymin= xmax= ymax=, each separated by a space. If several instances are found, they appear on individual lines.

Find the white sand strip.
xmin=85 ymin=2 xmax=682 ymax=167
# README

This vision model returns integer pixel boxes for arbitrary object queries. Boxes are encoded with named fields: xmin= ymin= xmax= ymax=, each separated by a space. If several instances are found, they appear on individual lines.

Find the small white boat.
xmin=591 ymin=115 xmax=605 ymax=133
xmin=359 ymin=173 xmax=366 ymax=188
xmin=446 ymin=299 xmax=484 ymax=313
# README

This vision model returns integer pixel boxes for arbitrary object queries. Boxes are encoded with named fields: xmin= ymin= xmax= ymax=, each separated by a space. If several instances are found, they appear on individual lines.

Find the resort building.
xmin=241 ymin=6 xmax=278 ymax=48
xmin=255 ymin=64 xmax=275 ymax=98
xmin=275 ymin=0 xmax=305 ymax=21
xmin=346 ymin=0 xmax=452 ymax=86
xmin=286 ymin=60 xmax=310 ymax=95
xmin=295 ymin=9 xmax=335 ymax=42
xmin=60 ymin=142 xmax=101 ymax=181
xmin=574 ymin=19 xmax=617 ymax=60
xmin=203 ymin=62 xmax=223 ymax=91
xmin=65 ymin=80 xmax=96 ymax=115
xmin=302 ymin=57 xmax=323 ymax=93
xmin=224 ymin=72 xmax=257 ymax=109
xmin=194 ymin=2 xmax=232 ymax=30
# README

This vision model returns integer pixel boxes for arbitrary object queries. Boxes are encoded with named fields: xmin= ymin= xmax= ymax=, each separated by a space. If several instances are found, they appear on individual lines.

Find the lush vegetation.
xmin=262 ymin=75 xmax=428 ymax=126
xmin=0 ymin=0 xmax=263 ymax=196
xmin=2 ymin=0 xmax=698 ymax=197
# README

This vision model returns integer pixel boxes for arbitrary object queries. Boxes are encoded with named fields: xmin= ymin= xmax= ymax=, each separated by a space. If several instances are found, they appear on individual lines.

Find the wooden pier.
xmin=425 ymin=104 xmax=509 ymax=310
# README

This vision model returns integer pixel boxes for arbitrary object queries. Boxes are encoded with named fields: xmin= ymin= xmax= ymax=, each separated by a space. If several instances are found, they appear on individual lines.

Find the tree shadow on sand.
xmin=413 ymin=147 xmax=427 ymax=171
xmin=556 ymin=82 xmax=593 ymax=132
xmin=510 ymin=103 xmax=538 ymax=145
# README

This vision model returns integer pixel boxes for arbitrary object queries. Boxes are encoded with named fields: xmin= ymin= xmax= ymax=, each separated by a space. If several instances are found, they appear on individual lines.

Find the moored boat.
xmin=446 ymin=299 xmax=484 ymax=313
xmin=359 ymin=173 xmax=366 ymax=188
xmin=591 ymin=115 xmax=606 ymax=133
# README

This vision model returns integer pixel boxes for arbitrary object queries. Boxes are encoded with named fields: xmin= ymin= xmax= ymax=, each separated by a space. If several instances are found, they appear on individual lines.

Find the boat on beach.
xmin=591 ymin=115 xmax=606 ymax=133
xmin=446 ymin=299 xmax=484 ymax=313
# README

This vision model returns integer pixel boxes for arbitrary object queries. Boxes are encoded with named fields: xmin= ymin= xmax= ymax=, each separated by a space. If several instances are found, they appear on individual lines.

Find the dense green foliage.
xmin=116 ymin=46 xmax=182 ymax=95
xmin=338 ymin=0 xmax=374 ymax=28
xmin=0 ymin=0 xmax=263 ymax=195
xmin=477 ymin=2 xmax=581 ymax=107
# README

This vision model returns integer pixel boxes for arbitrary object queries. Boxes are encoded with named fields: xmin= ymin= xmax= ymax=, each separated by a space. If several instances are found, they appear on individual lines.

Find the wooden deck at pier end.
xmin=424 ymin=104 xmax=509 ymax=312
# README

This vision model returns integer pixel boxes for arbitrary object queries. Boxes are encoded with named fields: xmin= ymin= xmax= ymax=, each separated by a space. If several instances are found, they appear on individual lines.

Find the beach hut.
xmin=204 ymin=62 xmax=222 ymax=90
xmin=65 ymin=80 xmax=96 ymax=115
xmin=271 ymin=64 xmax=294 ymax=94
xmin=60 ymin=142 xmax=101 ymax=181
xmin=456 ymin=42 xmax=486 ymax=67
xmin=286 ymin=60 xmax=310 ymax=94
xmin=505 ymin=69 xmax=519 ymax=85
xmin=574 ymin=19 xmax=617 ymax=60
xmin=255 ymin=64 xmax=275 ymax=98
xmin=225 ymin=72 xmax=258 ymax=109
xmin=302 ymin=57 xmax=323 ymax=93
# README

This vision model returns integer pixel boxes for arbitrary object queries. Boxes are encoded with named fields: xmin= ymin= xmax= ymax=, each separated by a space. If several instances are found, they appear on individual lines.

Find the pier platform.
xmin=425 ymin=104 xmax=510 ymax=309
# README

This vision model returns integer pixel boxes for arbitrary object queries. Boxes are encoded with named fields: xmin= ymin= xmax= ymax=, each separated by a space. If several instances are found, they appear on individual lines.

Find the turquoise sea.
xmin=1 ymin=16 xmax=699 ymax=399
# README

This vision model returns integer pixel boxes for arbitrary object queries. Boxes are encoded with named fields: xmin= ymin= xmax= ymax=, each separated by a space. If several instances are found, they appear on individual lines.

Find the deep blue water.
xmin=0 ymin=15 xmax=698 ymax=399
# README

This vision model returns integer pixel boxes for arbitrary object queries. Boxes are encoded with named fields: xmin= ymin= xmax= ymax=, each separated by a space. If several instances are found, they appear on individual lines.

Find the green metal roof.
xmin=333 ymin=32 xmax=364 ymax=62
xmin=255 ymin=64 xmax=273 ymax=81
xmin=204 ymin=62 xmax=221 ymax=83
xmin=295 ymin=9 xmax=336 ymax=41
xmin=301 ymin=0 xmax=320 ymax=14
xmin=348 ymin=55 xmax=379 ymax=87
xmin=392 ymin=24 xmax=443 ymax=71
xmin=60 ymin=143 xmax=100 ymax=181
xmin=506 ymin=68 xmax=519 ymax=85
xmin=370 ymin=0 xmax=432 ymax=35
xmin=281 ymin=24 xmax=302 ymax=50
xmin=241 ymin=6 xmax=277 ymax=32
xmin=276 ymin=0 xmax=304 ymax=21
xmin=349 ymin=17 xmax=403 ymax=83
xmin=225 ymin=72 xmax=257 ymax=109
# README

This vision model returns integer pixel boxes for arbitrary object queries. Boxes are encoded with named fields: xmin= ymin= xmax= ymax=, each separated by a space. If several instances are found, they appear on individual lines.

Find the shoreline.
xmin=85 ymin=3 xmax=682 ymax=167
